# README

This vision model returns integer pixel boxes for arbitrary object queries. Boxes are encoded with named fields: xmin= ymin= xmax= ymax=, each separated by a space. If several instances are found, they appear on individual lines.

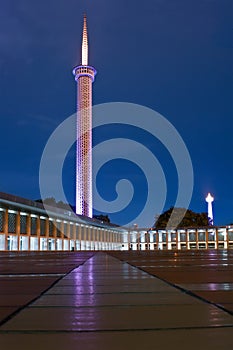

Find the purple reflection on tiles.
xmin=73 ymin=258 xmax=94 ymax=306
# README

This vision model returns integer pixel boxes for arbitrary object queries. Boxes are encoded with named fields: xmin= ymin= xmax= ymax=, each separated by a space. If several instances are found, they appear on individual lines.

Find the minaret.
xmin=205 ymin=193 xmax=214 ymax=225
xmin=73 ymin=15 xmax=97 ymax=217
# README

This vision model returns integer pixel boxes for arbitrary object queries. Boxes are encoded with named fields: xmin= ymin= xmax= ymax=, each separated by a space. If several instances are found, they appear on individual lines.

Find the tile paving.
xmin=0 ymin=250 xmax=232 ymax=349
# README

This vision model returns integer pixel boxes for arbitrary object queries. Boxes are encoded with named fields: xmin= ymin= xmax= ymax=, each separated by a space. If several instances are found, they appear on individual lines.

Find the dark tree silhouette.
xmin=93 ymin=215 xmax=110 ymax=223
xmin=154 ymin=207 xmax=209 ymax=229
xmin=35 ymin=198 xmax=72 ymax=210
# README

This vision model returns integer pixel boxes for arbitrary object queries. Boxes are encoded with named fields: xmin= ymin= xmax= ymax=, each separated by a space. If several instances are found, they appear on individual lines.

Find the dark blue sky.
xmin=0 ymin=0 xmax=232 ymax=226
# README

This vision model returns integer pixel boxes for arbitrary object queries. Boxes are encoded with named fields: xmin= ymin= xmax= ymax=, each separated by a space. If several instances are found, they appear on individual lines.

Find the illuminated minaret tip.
xmin=205 ymin=192 xmax=214 ymax=225
xmin=73 ymin=15 xmax=97 ymax=217
xmin=82 ymin=14 xmax=88 ymax=65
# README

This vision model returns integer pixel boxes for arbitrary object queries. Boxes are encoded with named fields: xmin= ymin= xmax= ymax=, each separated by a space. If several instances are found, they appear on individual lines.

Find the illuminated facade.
xmin=73 ymin=15 xmax=96 ymax=217
xmin=0 ymin=192 xmax=123 ymax=251
xmin=126 ymin=226 xmax=233 ymax=251
xmin=0 ymin=192 xmax=232 ymax=252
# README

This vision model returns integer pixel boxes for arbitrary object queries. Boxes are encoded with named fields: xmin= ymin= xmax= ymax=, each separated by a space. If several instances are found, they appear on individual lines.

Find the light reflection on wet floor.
xmin=177 ymin=283 xmax=233 ymax=291
xmin=0 ymin=251 xmax=232 ymax=349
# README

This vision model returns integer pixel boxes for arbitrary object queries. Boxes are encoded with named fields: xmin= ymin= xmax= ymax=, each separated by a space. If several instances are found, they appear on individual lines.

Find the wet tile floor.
xmin=0 ymin=250 xmax=232 ymax=349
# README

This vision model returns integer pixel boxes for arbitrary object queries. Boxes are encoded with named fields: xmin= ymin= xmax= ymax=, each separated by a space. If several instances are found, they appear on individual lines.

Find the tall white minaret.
xmin=205 ymin=193 xmax=214 ymax=225
xmin=73 ymin=15 xmax=97 ymax=217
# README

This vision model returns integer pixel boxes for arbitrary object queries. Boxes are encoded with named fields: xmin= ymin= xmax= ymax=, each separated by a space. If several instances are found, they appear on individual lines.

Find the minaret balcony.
xmin=73 ymin=65 xmax=97 ymax=82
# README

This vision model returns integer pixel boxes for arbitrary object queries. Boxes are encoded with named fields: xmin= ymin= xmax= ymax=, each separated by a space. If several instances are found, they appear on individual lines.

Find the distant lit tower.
xmin=206 ymin=193 xmax=214 ymax=225
xmin=72 ymin=15 xmax=96 ymax=217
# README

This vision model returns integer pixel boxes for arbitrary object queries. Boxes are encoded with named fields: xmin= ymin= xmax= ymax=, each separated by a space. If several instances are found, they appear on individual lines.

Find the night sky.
xmin=0 ymin=0 xmax=232 ymax=227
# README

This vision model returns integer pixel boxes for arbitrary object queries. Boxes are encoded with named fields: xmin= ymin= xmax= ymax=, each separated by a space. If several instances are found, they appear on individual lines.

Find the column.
xmin=4 ymin=209 xmax=8 ymax=251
